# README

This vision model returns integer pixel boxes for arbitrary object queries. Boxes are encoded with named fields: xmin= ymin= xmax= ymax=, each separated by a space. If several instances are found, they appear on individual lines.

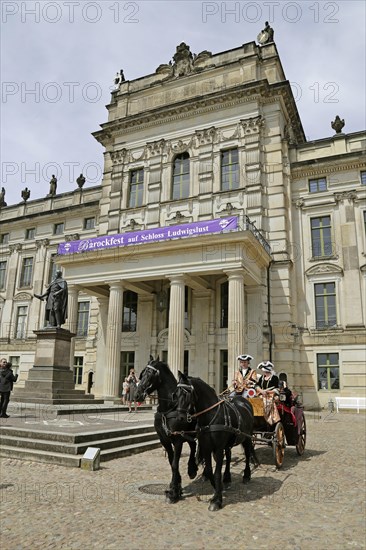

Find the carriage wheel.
xmin=296 ymin=414 xmax=306 ymax=456
xmin=273 ymin=422 xmax=285 ymax=469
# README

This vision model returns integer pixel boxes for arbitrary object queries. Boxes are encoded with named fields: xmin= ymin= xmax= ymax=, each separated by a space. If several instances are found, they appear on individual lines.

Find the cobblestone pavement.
xmin=0 ymin=411 xmax=365 ymax=550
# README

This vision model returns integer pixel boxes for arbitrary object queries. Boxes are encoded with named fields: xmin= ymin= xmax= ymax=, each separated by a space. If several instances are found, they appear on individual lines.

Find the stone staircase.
xmin=0 ymin=424 xmax=161 ymax=467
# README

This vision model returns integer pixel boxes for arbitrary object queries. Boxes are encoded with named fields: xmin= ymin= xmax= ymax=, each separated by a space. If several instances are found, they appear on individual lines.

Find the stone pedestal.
xmin=12 ymin=328 xmax=103 ymax=404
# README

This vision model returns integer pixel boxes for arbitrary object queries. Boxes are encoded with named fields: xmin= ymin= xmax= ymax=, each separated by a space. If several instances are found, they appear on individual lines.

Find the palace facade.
xmin=1 ymin=40 xmax=365 ymax=408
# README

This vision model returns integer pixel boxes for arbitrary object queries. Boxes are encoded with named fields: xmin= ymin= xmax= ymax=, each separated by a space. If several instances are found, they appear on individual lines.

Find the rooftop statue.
xmin=76 ymin=173 xmax=86 ymax=189
xmin=34 ymin=270 xmax=68 ymax=328
xmin=21 ymin=187 xmax=31 ymax=202
xmin=257 ymin=21 xmax=274 ymax=45
xmin=49 ymin=175 xmax=57 ymax=196
xmin=0 ymin=187 xmax=7 ymax=207
xmin=331 ymin=115 xmax=345 ymax=134
xmin=114 ymin=69 xmax=125 ymax=90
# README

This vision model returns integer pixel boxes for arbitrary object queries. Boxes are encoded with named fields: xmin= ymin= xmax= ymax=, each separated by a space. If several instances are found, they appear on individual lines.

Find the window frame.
xmin=128 ymin=168 xmax=144 ymax=208
xmin=221 ymin=148 xmax=239 ymax=191
xmin=83 ymin=217 xmax=95 ymax=230
xmin=53 ymin=222 xmax=64 ymax=235
xmin=0 ymin=233 xmax=10 ymax=245
xmin=73 ymin=356 xmax=84 ymax=385
xmin=122 ymin=291 xmax=138 ymax=332
xmin=172 ymin=152 xmax=190 ymax=200
xmin=19 ymin=257 xmax=34 ymax=288
xmin=360 ymin=171 xmax=366 ymax=185
xmin=314 ymin=282 xmax=337 ymax=329
xmin=76 ymin=301 xmax=90 ymax=337
xmin=25 ymin=228 xmax=36 ymax=240
xmin=0 ymin=260 xmax=7 ymax=289
xmin=317 ymin=352 xmax=340 ymax=391
xmin=310 ymin=215 xmax=333 ymax=258
xmin=15 ymin=305 xmax=28 ymax=339
xmin=309 ymin=177 xmax=327 ymax=193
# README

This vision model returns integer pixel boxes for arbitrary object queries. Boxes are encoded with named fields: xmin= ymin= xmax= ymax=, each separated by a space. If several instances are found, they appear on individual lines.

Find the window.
xmin=77 ymin=302 xmax=90 ymax=337
xmin=122 ymin=291 xmax=137 ymax=332
xmin=128 ymin=169 xmax=144 ymax=208
xmin=20 ymin=257 xmax=33 ymax=287
xmin=220 ymin=282 xmax=228 ymax=328
xmin=15 ymin=306 xmax=28 ymax=338
xmin=25 ymin=228 xmax=35 ymax=240
xmin=121 ymin=351 xmax=135 ymax=381
xmin=314 ymin=282 xmax=337 ymax=328
xmin=0 ymin=261 xmax=7 ymax=289
xmin=172 ymin=153 xmax=190 ymax=200
xmin=73 ymin=356 xmax=84 ymax=385
xmin=221 ymin=149 xmax=239 ymax=191
xmin=361 ymin=171 xmax=366 ymax=185
xmin=317 ymin=353 xmax=339 ymax=390
xmin=311 ymin=216 xmax=332 ymax=257
xmin=309 ymin=177 xmax=327 ymax=193
xmin=54 ymin=223 xmax=64 ymax=235
xmin=0 ymin=233 xmax=9 ymax=245
xmin=220 ymin=350 xmax=228 ymax=392
xmin=9 ymin=356 xmax=20 ymax=377
xmin=84 ymin=217 xmax=95 ymax=230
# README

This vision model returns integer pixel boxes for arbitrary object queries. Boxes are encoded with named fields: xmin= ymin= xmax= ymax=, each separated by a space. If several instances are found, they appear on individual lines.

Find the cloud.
xmin=1 ymin=0 xmax=365 ymax=205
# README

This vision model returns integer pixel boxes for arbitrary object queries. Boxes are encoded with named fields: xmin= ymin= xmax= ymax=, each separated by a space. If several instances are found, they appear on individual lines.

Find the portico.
xmin=58 ymin=220 xmax=271 ymax=398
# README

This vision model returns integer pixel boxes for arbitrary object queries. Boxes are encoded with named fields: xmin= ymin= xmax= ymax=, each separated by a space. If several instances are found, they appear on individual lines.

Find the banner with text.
xmin=57 ymin=216 xmax=239 ymax=255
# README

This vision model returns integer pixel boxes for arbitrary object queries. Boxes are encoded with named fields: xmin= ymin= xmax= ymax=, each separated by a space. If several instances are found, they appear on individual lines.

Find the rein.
xmin=188 ymin=399 xmax=225 ymax=420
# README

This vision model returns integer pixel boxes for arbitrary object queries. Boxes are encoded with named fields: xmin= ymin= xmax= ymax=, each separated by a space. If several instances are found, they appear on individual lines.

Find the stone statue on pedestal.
xmin=21 ymin=187 xmax=31 ymax=202
xmin=49 ymin=175 xmax=57 ymax=196
xmin=0 ymin=187 xmax=7 ymax=207
xmin=34 ymin=270 xmax=68 ymax=328
xmin=331 ymin=115 xmax=345 ymax=134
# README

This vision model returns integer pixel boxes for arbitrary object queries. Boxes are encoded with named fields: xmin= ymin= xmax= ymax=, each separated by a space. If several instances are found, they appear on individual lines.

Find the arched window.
xmin=172 ymin=152 xmax=190 ymax=200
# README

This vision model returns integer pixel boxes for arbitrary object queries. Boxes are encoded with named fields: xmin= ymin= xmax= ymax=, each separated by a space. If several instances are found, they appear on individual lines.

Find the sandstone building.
xmin=1 ymin=39 xmax=365 ymax=408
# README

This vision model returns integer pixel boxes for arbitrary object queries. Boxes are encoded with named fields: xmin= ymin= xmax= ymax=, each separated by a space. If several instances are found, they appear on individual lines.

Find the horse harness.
xmin=177 ymin=382 xmax=253 ymax=445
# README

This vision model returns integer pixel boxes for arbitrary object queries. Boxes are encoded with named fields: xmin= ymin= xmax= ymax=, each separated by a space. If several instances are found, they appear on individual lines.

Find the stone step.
xmin=0 ymin=424 xmax=161 ymax=467
xmin=0 ymin=439 xmax=162 ymax=467
xmin=11 ymin=397 xmax=105 ymax=405
xmin=0 ymin=424 xmax=156 ymax=443
xmin=0 ymin=431 xmax=159 ymax=455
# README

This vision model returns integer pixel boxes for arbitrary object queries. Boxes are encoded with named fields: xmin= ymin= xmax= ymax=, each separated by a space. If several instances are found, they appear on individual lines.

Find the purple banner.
xmin=58 ymin=216 xmax=238 ymax=255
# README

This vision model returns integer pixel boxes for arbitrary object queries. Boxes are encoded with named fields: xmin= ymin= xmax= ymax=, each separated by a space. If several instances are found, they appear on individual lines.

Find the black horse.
xmin=135 ymin=357 xmax=198 ymax=503
xmin=176 ymin=371 xmax=258 ymax=511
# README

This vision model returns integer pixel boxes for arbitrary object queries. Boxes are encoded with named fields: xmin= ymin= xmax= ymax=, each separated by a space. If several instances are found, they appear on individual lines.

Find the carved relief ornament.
xmin=146 ymin=139 xmax=166 ymax=157
xmin=110 ymin=148 xmax=128 ymax=165
xmin=13 ymin=292 xmax=32 ymax=301
xmin=240 ymin=116 xmax=265 ymax=135
xmin=195 ymin=127 xmax=217 ymax=145
xmin=9 ymin=243 xmax=22 ymax=254
xmin=334 ymin=191 xmax=357 ymax=203
xmin=306 ymin=263 xmax=344 ymax=277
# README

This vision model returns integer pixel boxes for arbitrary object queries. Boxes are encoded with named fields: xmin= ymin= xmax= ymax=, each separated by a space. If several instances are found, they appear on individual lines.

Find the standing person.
xmin=127 ymin=368 xmax=138 ymax=412
xmin=231 ymin=354 xmax=257 ymax=397
xmin=122 ymin=377 xmax=129 ymax=405
xmin=0 ymin=359 xmax=18 ymax=418
xmin=256 ymin=361 xmax=279 ymax=394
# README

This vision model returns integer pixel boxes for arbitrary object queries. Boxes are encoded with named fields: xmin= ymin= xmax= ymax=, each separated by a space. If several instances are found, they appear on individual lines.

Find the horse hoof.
xmin=188 ymin=468 xmax=198 ymax=480
xmin=223 ymin=475 xmax=231 ymax=485
xmin=208 ymin=502 xmax=222 ymax=512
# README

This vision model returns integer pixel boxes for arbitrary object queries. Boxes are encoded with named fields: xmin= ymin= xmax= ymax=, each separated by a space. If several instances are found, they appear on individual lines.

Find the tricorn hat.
xmin=237 ymin=354 xmax=253 ymax=362
xmin=258 ymin=360 xmax=274 ymax=372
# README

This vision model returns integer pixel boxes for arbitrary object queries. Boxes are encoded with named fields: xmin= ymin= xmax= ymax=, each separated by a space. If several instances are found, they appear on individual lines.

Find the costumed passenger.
xmin=231 ymin=354 xmax=257 ymax=397
xmin=256 ymin=361 xmax=279 ymax=395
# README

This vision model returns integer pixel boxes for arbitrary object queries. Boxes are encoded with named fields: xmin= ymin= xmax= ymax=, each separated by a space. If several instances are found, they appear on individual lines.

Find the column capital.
xmin=68 ymin=284 xmax=81 ymax=294
xmin=105 ymin=280 xmax=124 ymax=291
xmin=224 ymin=269 xmax=245 ymax=281
xmin=166 ymin=274 xmax=186 ymax=285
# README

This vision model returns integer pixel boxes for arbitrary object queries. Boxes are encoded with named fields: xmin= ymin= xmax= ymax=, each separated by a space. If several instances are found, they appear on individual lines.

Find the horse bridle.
xmin=176 ymin=382 xmax=225 ymax=422
xmin=140 ymin=363 xmax=160 ymax=397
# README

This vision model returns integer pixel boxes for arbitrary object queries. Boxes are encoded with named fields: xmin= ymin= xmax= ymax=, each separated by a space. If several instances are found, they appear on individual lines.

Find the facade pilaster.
xmin=226 ymin=270 xmax=245 ymax=381
xmin=167 ymin=274 xmax=185 ymax=377
xmin=104 ymin=282 xmax=124 ymax=397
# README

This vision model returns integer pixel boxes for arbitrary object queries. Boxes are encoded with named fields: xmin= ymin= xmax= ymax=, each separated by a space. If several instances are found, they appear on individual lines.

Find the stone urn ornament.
xmin=331 ymin=115 xmax=345 ymax=134
xmin=76 ymin=173 xmax=86 ymax=189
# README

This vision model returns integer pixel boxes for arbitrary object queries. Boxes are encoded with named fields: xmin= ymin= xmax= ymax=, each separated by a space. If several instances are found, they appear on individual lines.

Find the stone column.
xmin=94 ymin=297 xmax=109 ymax=397
xmin=167 ymin=274 xmax=185 ymax=377
xmin=226 ymin=270 xmax=245 ymax=383
xmin=66 ymin=285 xmax=80 ymax=367
xmin=104 ymin=282 xmax=124 ymax=398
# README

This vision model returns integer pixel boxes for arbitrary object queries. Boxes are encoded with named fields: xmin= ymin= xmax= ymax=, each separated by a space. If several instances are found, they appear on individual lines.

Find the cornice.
xmin=94 ymin=80 xmax=305 ymax=146
xmin=291 ymin=159 xmax=366 ymax=178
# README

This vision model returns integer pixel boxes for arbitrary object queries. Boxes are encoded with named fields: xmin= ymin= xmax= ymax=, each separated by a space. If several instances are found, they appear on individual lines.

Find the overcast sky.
xmin=1 ymin=0 xmax=365 ymax=207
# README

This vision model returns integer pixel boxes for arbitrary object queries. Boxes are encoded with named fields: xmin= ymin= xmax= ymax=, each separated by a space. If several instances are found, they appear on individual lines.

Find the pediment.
xmin=13 ymin=292 xmax=33 ymax=301
xmin=157 ymin=328 xmax=191 ymax=343
xmin=305 ymin=263 xmax=344 ymax=277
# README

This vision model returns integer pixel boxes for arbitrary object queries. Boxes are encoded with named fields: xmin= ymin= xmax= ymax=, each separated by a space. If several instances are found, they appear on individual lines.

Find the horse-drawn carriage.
xmin=248 ymin=392 xmax=306 ymax=469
